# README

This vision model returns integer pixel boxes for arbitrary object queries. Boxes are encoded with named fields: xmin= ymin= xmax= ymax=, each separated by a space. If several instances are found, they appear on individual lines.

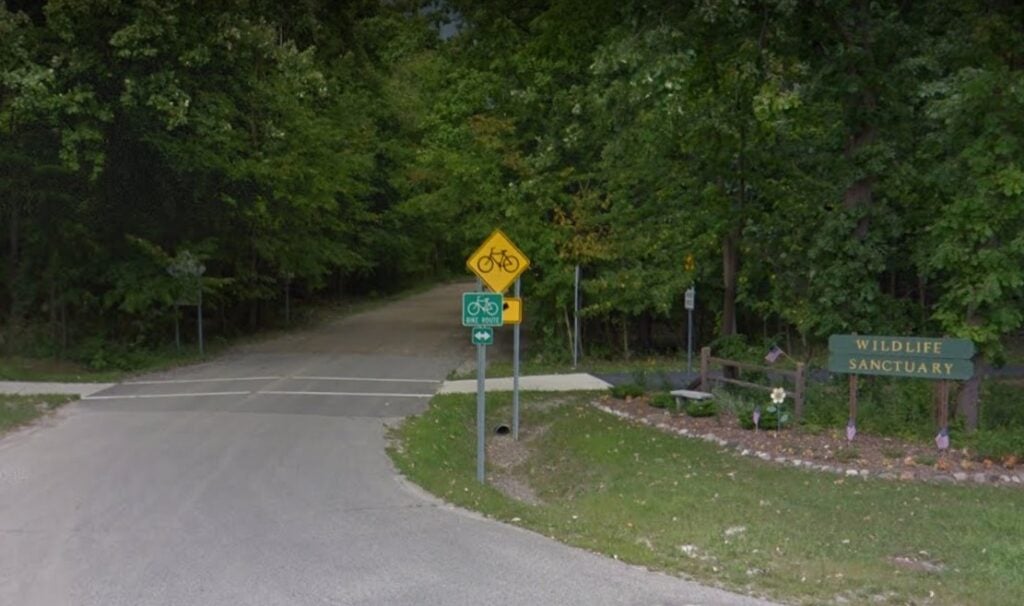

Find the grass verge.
xmin=390 ymin=392 xmax=1024 ymax=606
xmin=449 ymin=355 xmax=690 ymax=380
xmin=0 ymin=394 xmax=77 ymax=434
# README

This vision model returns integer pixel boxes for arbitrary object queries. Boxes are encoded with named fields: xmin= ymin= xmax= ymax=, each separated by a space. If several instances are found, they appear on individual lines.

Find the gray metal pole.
xmin=476 ymin=341 xmax=486 ymax=483
xmin=573 ymin=265 xmax=580 ymax=368
xmin=174 ymin=303 xmax=180 ymax=351
xmin=513 ymin=277 xmax=521 ymax=440
xmin=687 ymin=308 xmax=693 ymax=373
xmin=476 ymin=277 xmax=486 ymax=483
xmin=197 ymin=287 xmax=204 ymax=356
xmin=285 ymin=279 xmax=291 ymax=326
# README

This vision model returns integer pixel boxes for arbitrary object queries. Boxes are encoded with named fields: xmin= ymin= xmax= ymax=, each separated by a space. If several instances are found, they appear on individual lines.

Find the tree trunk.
xmin=955 ymin=356 xmax=985 ymax=431
xmin=842 ymin=120 xmax=876 ymax=241
xmin=49 ymin=277 xmax=57 ymax=354
xmin=639 ymin=312 xmax=652 ymax=353
xmin=721 ymin=225 xmax=740 ymax=339
xmin=839 ymin=1 xmax=877 ymax=240
xmin=563 ymin=306 xmax=573 ymax=361
xmin=59 ymin=297 xmax=68 ymax=356
xmin=621 ymin=318 xmax=630 ymax=361
xmin=7 ymin=205 xmax=18 ymax=321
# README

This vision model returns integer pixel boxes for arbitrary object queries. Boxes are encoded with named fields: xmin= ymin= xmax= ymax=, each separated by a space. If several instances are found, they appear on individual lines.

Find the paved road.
xmin=0 ymin=283 xmax=776 ymax=606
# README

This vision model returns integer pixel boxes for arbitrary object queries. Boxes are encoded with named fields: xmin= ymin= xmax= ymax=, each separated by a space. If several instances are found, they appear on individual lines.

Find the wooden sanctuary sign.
xmin=827 ymin=335 xmax=975 ymax=380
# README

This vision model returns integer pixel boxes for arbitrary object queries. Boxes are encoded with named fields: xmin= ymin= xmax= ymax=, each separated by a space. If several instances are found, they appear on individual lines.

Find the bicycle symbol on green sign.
xmin=466 ymin=295 xmax=500 ymax=317
xmin=475 ymin=248 xmax=520 ymax=274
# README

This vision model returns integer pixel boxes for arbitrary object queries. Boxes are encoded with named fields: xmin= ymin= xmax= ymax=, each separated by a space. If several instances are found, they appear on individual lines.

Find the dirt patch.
xmin=597 ymin=395 xmax=1024 ymax=487
xmin=486 ymin=424 xmax=549 ymax=505
xmin=889 ymin=555 xmax=945 ymax=574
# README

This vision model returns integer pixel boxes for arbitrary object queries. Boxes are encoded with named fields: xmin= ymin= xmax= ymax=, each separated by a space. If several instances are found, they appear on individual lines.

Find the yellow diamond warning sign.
xmin=467 ymin=229 xmax=530 ymax=293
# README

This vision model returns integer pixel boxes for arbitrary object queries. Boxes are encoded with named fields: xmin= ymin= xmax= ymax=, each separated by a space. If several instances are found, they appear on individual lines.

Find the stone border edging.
xmin=592 ymin=403 xmax=1024 ymax=488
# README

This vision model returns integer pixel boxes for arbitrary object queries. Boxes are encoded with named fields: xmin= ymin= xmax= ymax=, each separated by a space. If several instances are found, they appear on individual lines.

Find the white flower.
xmin=770 ymin=387 xmax=786 ymax=404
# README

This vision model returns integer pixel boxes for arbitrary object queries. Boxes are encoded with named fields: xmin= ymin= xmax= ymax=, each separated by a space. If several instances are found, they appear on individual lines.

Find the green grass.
xmin=449 ymin=355 xmax=691 ymax=380
xmin=0 ymin=394 xmax=76 ymax=433
xmin=391 ymin=392 xmax=1024 ymax=606
xmin=0 ymin=356 xmax=126 ymax=383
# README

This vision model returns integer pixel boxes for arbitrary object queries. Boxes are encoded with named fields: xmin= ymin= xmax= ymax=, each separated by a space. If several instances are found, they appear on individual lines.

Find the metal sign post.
xmin=573 ymin=265 xmax=581 ymax=368
xmin=685 ymin=287 xmax=695 ymax=372
xmin=475 ymin=279 xmax=487 ymax=483
xmin=197 ymin=286 xmax=204 ymax=355
xmin=476 ymin=330 xmax=486 ymax=483
xmin=168 ymin=251 xmax=205 ymax=355
xmin=513 ymin=278 xmax=521 ymax=440
xmin=465 ymin=230 xmax=531 ymax=480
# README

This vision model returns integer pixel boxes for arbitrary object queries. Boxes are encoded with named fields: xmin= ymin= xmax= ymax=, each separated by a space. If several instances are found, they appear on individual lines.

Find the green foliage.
xmin=914 ymin=454 xmax=938 ymax=467
xmin=610 ymin=383 xmax=644 ymax=399
xmin=3 ymin=0 xmax=1024 ymax=435
xmin=834 ymin=447 xmax=861 ymax=464
xmin=648 ymin=392 xmax=674 ymax=409
xmin=739 ymin=404 xmax=790 ymax=431
xmin=980 ymin=381 xmax=1024 ymax=431
xmin=685 ymin=399 xmax=716 ymax=418
xmin=963 ymin=430 xmax=1024 ymax=461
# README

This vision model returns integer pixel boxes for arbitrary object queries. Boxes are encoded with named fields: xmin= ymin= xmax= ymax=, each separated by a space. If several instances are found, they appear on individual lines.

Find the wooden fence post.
xmin=794 ymin=362 xmax=806 ymax=421
xmin=699 ymin=347 xmax=711 ymax=392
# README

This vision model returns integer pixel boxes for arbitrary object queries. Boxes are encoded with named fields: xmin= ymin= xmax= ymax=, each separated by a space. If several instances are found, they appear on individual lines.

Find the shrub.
xmin=739 ymin=405 xmax=790 ymax=430
xmin=611 ymin=383 xmax=645 ymax=399
xmin=649 ymin=392 xmax=675 ymax=409
xmin=686 ymin=399 xmax=716 ymax=417
xmin=963 ymin=429 xmax=1024 ymax=460
xmin=980 ymin=381 xmax=1024 ymax=431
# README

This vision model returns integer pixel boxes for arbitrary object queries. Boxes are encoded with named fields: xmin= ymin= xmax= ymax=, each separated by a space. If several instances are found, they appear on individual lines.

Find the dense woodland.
xmin=1 ymin=2 xmax=1022 ymax=380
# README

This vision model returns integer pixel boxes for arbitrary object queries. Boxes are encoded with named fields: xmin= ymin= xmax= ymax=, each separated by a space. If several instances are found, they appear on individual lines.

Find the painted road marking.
xmin=293 ymin=376 xmax=440 ymax=384
xmin=259 ymin=391 xmax=433 ymax=398
xmin=84 ymin=391 xmax=252 ymax=400
xmin=84 ymin=389 xmax=435 ymax=401
xmin=121 ymin=376 xmax=440 ymax=385
xmin=125 ymin=377 xmax=281 ymax=385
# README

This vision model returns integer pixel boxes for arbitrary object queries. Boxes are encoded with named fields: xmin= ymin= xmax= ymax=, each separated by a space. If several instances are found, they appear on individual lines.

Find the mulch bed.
xmin=594 ymin=394 xmax=1024 ymax=488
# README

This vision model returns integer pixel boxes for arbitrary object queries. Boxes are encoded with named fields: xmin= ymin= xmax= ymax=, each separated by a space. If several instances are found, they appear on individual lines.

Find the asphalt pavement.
xmin=0 ymin=282 xmax=777 ymax=606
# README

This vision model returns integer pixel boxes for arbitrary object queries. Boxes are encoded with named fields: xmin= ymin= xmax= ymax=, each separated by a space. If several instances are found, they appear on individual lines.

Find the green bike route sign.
xmin=827 ymin=335 xmax=975 ymax=380
xmin=462 ymin=292 xmax=504 ymax=327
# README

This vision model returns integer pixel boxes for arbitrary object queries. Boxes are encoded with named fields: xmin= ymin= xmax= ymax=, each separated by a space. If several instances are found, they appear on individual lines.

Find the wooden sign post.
xmin=829 ymin=335 xmax=974 ymax=446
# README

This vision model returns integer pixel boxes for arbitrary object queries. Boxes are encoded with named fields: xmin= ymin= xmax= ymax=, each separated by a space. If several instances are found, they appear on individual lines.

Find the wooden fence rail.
xmin=699 ymin=347 xmax=806 ymax=420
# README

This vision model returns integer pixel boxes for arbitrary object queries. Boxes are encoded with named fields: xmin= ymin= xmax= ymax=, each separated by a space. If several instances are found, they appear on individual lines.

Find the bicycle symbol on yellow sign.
xmin=475 ymin=248 xmax=520 ymax=274
xmin=466 ymin=229 xmax=530 ymax=293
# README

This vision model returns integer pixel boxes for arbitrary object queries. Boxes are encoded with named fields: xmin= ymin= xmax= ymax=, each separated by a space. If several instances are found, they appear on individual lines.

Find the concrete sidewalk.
xmin=2 ymin=373 xmax=613 ymax=399
xmin=438 ymin=373 xmax=612 ymax=394
xmin=0 ymin=381 xmax=114 ymax=397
